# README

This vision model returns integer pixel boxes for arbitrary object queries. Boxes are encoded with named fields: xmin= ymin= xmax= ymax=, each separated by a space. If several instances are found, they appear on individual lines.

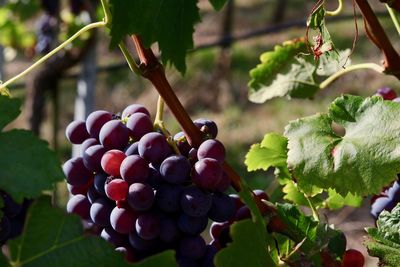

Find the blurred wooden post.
xmin=272 ymin=0 xmax=287 ymax=23
xmin=72 ymin=42 xmax=97 ymax=157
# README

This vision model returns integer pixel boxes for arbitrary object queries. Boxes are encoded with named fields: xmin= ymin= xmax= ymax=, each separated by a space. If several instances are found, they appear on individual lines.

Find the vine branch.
xmin=355 ymin=0 xmax=400 ymax=79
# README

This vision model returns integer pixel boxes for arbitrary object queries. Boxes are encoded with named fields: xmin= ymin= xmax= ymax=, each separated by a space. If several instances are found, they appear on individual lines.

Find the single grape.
xmin=83 ymin=145 xmax=107 ymax=172
xmin=253 ymin=189 xmax=269 ymax=201
xmin=86 ymin=110 xmax=113 ymax=139
xmin=174 ymin=132 xmax=191 ymax=156
xmin=371 ymin=196 xmax=396 ymax=219
xmin=81 ymin=138 xmax=99 ymax=154
xmin=192 ymin=158 xmax=223 ymax=191
xmin=126 ymin=113 xmax=154 ymax=140
xmin=135 ymin=213 xmax=161 ymax=240
xmin=99 ymin=120 xmax=130 ymax=150
xmin=197 ymin=139 xmax=225 ymax=164
xmin=138 ymin=132 xmax=172 ymax=165
xmin=124 ymin=142 xmax=139 ymax=156
xmin=127 ymin=183 xmax=155 ymax=211
xmin=235 ymin=206 xmax=251 ymax=221
xmin=63 ymin=157 xmax=93 ymax=186
xmin=110 ymin=206 xmax=138 ymax=234
xmin=67 ymin=181 xmax=91 ymax=195
xmin=101 ymin=150 xmax=126 ymax=177
xmin=120 ymin=155 xmax=150 ymax=184
xmin=159 ymin=216 xmax=180 ymax=243
xmin=210 ymin=221 xmax=229 ymax=240
xmin=122 ymin=104 xmax=150 ymax=118
xmin=215 ymin=172 xmax=231 ymax=192
xmin=376 ymin=87 xmax=397 ymax=100
xmin=66 ymin=194 xmax=91 ymax=220
xmin=66 ymin=120 xmax=90 ymax=144
xmin=181 ymin=186 xmax=212 ymax=217
xmin=160 ymin=155 xmax=191 ymax=184
xmin=101 ymin=227 xmax=128 ymax=247
xmin=178 ymin=214 xmax=208 ymax=235
xmin=179 ymin=236 xmax=207 ymax=260
xmin=129 ymin=230 xmax=158 ymax=251
xmin=90 ymin=197 xmax=115 ymax=227
xmin=87 ymin=185 xmax=100 ymax=204
xmin=188 ymin=148 xmax=198 ymax=164
xmin=342 ymin=249 xmax=365 ymax=267
xmin=94 ymin=173 xmax=108 ymax=196
xmin=155 ymin=184 xmax=183 ymax=213
xmin=229 ymin=194 xmax=245 ymax=210
xmin=193 ymin=118 xmax=218 ymax=138
xmin=147 ymin=166 xmax=163 ymax=190
xmin=208 ymin=192 xmax=235 ymax=222
xmin=105 ymin=179 xmax=129 ymax=201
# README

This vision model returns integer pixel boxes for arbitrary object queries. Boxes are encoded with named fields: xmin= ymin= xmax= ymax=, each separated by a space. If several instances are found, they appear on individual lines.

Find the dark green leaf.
xmin=0 ymin=130 xmax=64 ymax=203
xmin=7 ymin=197 xmax=177 ymax=267
xmin=209 ymin=0 xmax=228 ymax=11
xmin=248 ymin=40 xmax=319 ymax=103
xmin=109 ymin=0 xmax=201 ymax=74
xmin=0 ymin=252 xmax=10 ymax=267
xmin=0 ymin=96 xmax=21 ymax=131
xmin=215 ymin=219 xmax=276 ymax=267
xmin=285 ymin=95 xmax=400 ymax=196
xmin=0 ymin=197 xmax=3 ymax=224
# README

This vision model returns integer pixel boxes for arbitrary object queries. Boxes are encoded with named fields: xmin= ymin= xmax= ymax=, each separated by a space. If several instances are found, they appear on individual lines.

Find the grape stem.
xmin=319 ymin=63 xmax=384 ymax=90
xmin=355 ymin=0 xmax=400 ymax=79
xmin=0 ymin=21 xmax=107 ymax=90
xmin=303 ymin=193 xmax=320 ymax=221
xmin=325 ymin=0 xmax=344 ymax=16
xmin=386 ymin=4 xmax=400 ymax=36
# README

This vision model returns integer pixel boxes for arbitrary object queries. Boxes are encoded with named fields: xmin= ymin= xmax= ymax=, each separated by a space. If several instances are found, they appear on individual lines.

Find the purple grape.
xmin=122 ymin=104 xmax=150 ymax=118
xmin=120 ymin=155 xmax=150 ymax=184
xmin=155 ymin=184 xmax=183 ymax=213
xmin=371 ymin=196 xmax=395 ymax=219
xmin=81 ymin=138 xmax=99 ymax=154
xmin=201 ymin=245 xmax=218 ymax=267
xmin=208 ymin=192 xmax=235 ymax=222
xmin=1 ymin=193 xmax=22 ymax=218
xmin=253 ymin=189 xmax=269 ymax=200
xmin=94 ymin=172 xmax=107 ymax=196
xmin=8 ymin=217 xmax=24 ymax=240
xmin=124 ymin=142 xmax=139 ymax=156
xmin=115 ymin=246 xmax=136 ymax=263
xmin=126 ymin=113 xmax=154 ymax=141
xmin=101 ymin=227 xmax=128 ymax=247
xmin=63 ymin=157 xmax=93 ymax=186
xmin=135 ymin=213 xmax=160 ymax=240
xmin=388 ymin=181 xmax=400 ymax=202
xmin=110 ymin=206 xmax=138 ymax=234
xmin=159 ymin=217 xmax=180 ymax=243
xmin=127 ymin=183 xmax=155 ymax=211
xmin=129 ymin=230 xmax=158 ymax=251
xmin=86 ymin=110 xmax=113 ymax=139
xmin=197 ymin=139 xmax=225 ymax=164
xmin=66 ymin=194 xmax=91 ymax=220
xmin=178 ymin=214 xmax=208 ymax=235
xmin=177 ymin=257 xmax=200 ymax=267
xmin=235 ymin=206 xmax=251 ymax=221
xmin=179 ymin=236 xmax=207 ymax=260
xmin=218 ymin=225 xmax=232 ymax=248
xmin=376 ymin=87 xmax=397 ymax=100
xmin=160 ymin=155 xmax=191 ymax=184
xmin=192 ymin=158 xmax=223 ymax=191
xmin=90 ymin=198 xmax=114 ymax=227
xmin=174 ymin=132 xmax=191 ymax=156
xmin=193 ymin=118 xmax=218 ymax=138
xmin=67 ymin=182 xmax=91 ymax=195
xmin=87 ymin=185 xmax=100 ymax=204
xmin=181 ymin=186 xmax=212 ymax=217
xmin=83 ymin=145 xmax=107 ymax=172
xmin=138 ymin=132 xmax=172 ymax=165
xmin=147 ymin=166 xmax=163 ymax=189
xmin=216 ymin=172 xmax=231 ymax=192
xmin=229 ymin=194 xmax=245 ymax=210
xmin=66 ymin=120 xmax=90 ymax=144
xmin=188 ymin=148 xmax=198 ymax=164
xmin=99 ymin=120 xmax=130 ymax=150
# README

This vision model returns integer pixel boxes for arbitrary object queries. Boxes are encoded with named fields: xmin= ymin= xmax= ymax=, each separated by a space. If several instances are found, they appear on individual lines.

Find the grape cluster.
xmin=0 ymin=193 xmax=30 ymax=246
xmin=370 ymin=88 xmax=400 ymax=219
xmin=63 ymin=104 xmax=246 ymax=265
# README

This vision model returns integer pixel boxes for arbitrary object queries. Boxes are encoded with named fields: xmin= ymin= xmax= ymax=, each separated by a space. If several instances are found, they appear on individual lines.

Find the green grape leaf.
xmin=325 ymin=189 xmax=362 ymax=210
xmin=0 ymin=96 xmax=21 ymax=131
xmin=276 ymin=203 xmax=345 ymax=259
xmin=0 ymin=253 xmax=10 ymax=267
xmin=366 ymin=204 xmax=400 ymax=267
xmin=109 ymin=0 xmax=200 ymax=74
xmin=209 ymin=0 xmax=228 ymax=11
xmin=282 ymin=181 xmax=323 ymax=208
xmin=316 ymin=49 xmax=351 ymax=76
xmin=215 ymin=219 xmax=276 ymax=267
xmin=248 ymin=40 xmax=319 ymax=103
xmin=245 ymin=133 xmax=288 ymax=172
xmin=285 ymin=95 xmax=400 ymax=196
xmin=6 ymin=197 xmax=177 ymax=267
xmin=0 ymin=130 xmax=64 ymax=203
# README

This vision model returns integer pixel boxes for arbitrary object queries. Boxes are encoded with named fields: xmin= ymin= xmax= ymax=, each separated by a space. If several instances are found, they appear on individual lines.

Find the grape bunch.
xmin=63 ymin=103 xmax=248 ymax=265
xmin=0 ymin=193 xmax=30 ymax=246
xmin=370 ymin=87 xmax=400 ymax=219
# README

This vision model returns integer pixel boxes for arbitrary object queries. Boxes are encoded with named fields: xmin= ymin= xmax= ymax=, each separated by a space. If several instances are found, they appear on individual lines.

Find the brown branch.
xmin=355 ymin=0 xmax=400 ymax=78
